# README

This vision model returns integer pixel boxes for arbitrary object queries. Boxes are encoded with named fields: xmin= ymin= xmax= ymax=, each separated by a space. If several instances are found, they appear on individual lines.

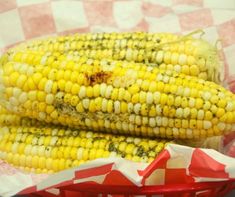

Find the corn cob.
xmin=0 ymin=125 xmax=170 ymax=173
xmin=0 ymin=53 xmax=233 ymax=139
xmin=0 ymin=54 xmax=235 ymax=138
xmin=4 ymin=31 xmax=220 ymax=82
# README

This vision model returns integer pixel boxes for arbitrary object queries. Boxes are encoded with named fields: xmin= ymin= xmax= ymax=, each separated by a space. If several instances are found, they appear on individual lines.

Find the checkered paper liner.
xmin=0 ymin=0 xmax=235 ymax=196
xmin=0 ymin=144 xmax=234 ymax=197
xmin=0 ymin=0 xmax=235 ymax=89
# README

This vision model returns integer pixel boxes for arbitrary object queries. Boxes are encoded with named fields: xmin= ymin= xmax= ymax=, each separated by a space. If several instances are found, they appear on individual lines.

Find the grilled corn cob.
xmin=0 ymin=125 xmax=170 ymax=173
xmin=3 ymin=31 xmax=220 ymax=82
xmin=0 ymin=53 xmax=233 ymax=139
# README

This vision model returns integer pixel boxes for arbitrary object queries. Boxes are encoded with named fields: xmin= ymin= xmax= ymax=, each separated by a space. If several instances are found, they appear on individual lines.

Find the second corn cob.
xmin=0 ymin=52 xmax=233 ymax=139
xmin=0 ymin=125 xmax=171 ymax=173
xmin=3 ymin=31 xmax=221 ymax=82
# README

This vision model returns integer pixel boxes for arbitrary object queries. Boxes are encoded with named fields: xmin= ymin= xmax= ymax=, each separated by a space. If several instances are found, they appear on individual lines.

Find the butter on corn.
xmin=0 ymin=125 xmax=171 ymax=173
xmin=0 ymin=105 xmax=43 ymax=127
xmin=3 ymin=31 xmax=221 ymax=83
xmin=0 ymin=52 xmax=233 ymax=139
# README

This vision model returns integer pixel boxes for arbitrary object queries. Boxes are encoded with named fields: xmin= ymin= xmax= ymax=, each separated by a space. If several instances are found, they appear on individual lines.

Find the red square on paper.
xmin=165 ymin=169 xmax=194 ymax=184
xmin=19 ymin=3 xmax=56 ymax=39
xmin=129 ymin=19 xmax=149 ymax=32
xmin=142 ymin=2 xmax=172 ymax=18
xmin=83 ymin=1 xmax=115 ymax=26
xmin=103 ymin=170 xmax=135 ymax=186
xmin=0 ymin=0 xmax=16 ymax=13
xmin=217 ymin=19 xmax=235 ymax=47
xmin=189 ymin=149 xmax=229 ymax=179
xmin=179 ymin=9 xmax=213 ymax=31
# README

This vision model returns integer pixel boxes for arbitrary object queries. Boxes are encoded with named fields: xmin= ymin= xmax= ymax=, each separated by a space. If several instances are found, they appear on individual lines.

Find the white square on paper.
xmin=211 ymin=10 xmax=235 ymax=25
xmin=113 ymin=1 xmax=143 ymax=29
xmin=204 ymin=0 xmax=235 ymax=9
xmin=51 ymin=1 xmax=88 ymax=32
xmin=0 ymin=10 xmax=25 ymax=48
xmin=145 ymin=15 xmax=181 ymax=33
xmin=144 ymin=169 xmax=165 ymax=185
xmin=172 ymin=5 xmax=200 ymax=14
xmin=199 ymin=26 xmax=219 ymax=44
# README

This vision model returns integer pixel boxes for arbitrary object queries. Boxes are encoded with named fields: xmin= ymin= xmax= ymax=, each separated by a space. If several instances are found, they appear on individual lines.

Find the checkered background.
xmin=0 ymin=0 xmax=235 ymax=89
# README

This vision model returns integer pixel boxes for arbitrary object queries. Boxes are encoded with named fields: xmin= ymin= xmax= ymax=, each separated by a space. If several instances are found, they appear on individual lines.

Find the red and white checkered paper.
xmin=0 ymin=144 xmax=234 ymax=197
xmin=0 ymin=0 xmax=235 ymax=196
xmin=0 ymin=0 xmax=235 ymax=88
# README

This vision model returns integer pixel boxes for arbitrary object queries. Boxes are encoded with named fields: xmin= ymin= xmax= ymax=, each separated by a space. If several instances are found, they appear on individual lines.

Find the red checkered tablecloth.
xmin=0 ymin=0 xmax=235 ymax=86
